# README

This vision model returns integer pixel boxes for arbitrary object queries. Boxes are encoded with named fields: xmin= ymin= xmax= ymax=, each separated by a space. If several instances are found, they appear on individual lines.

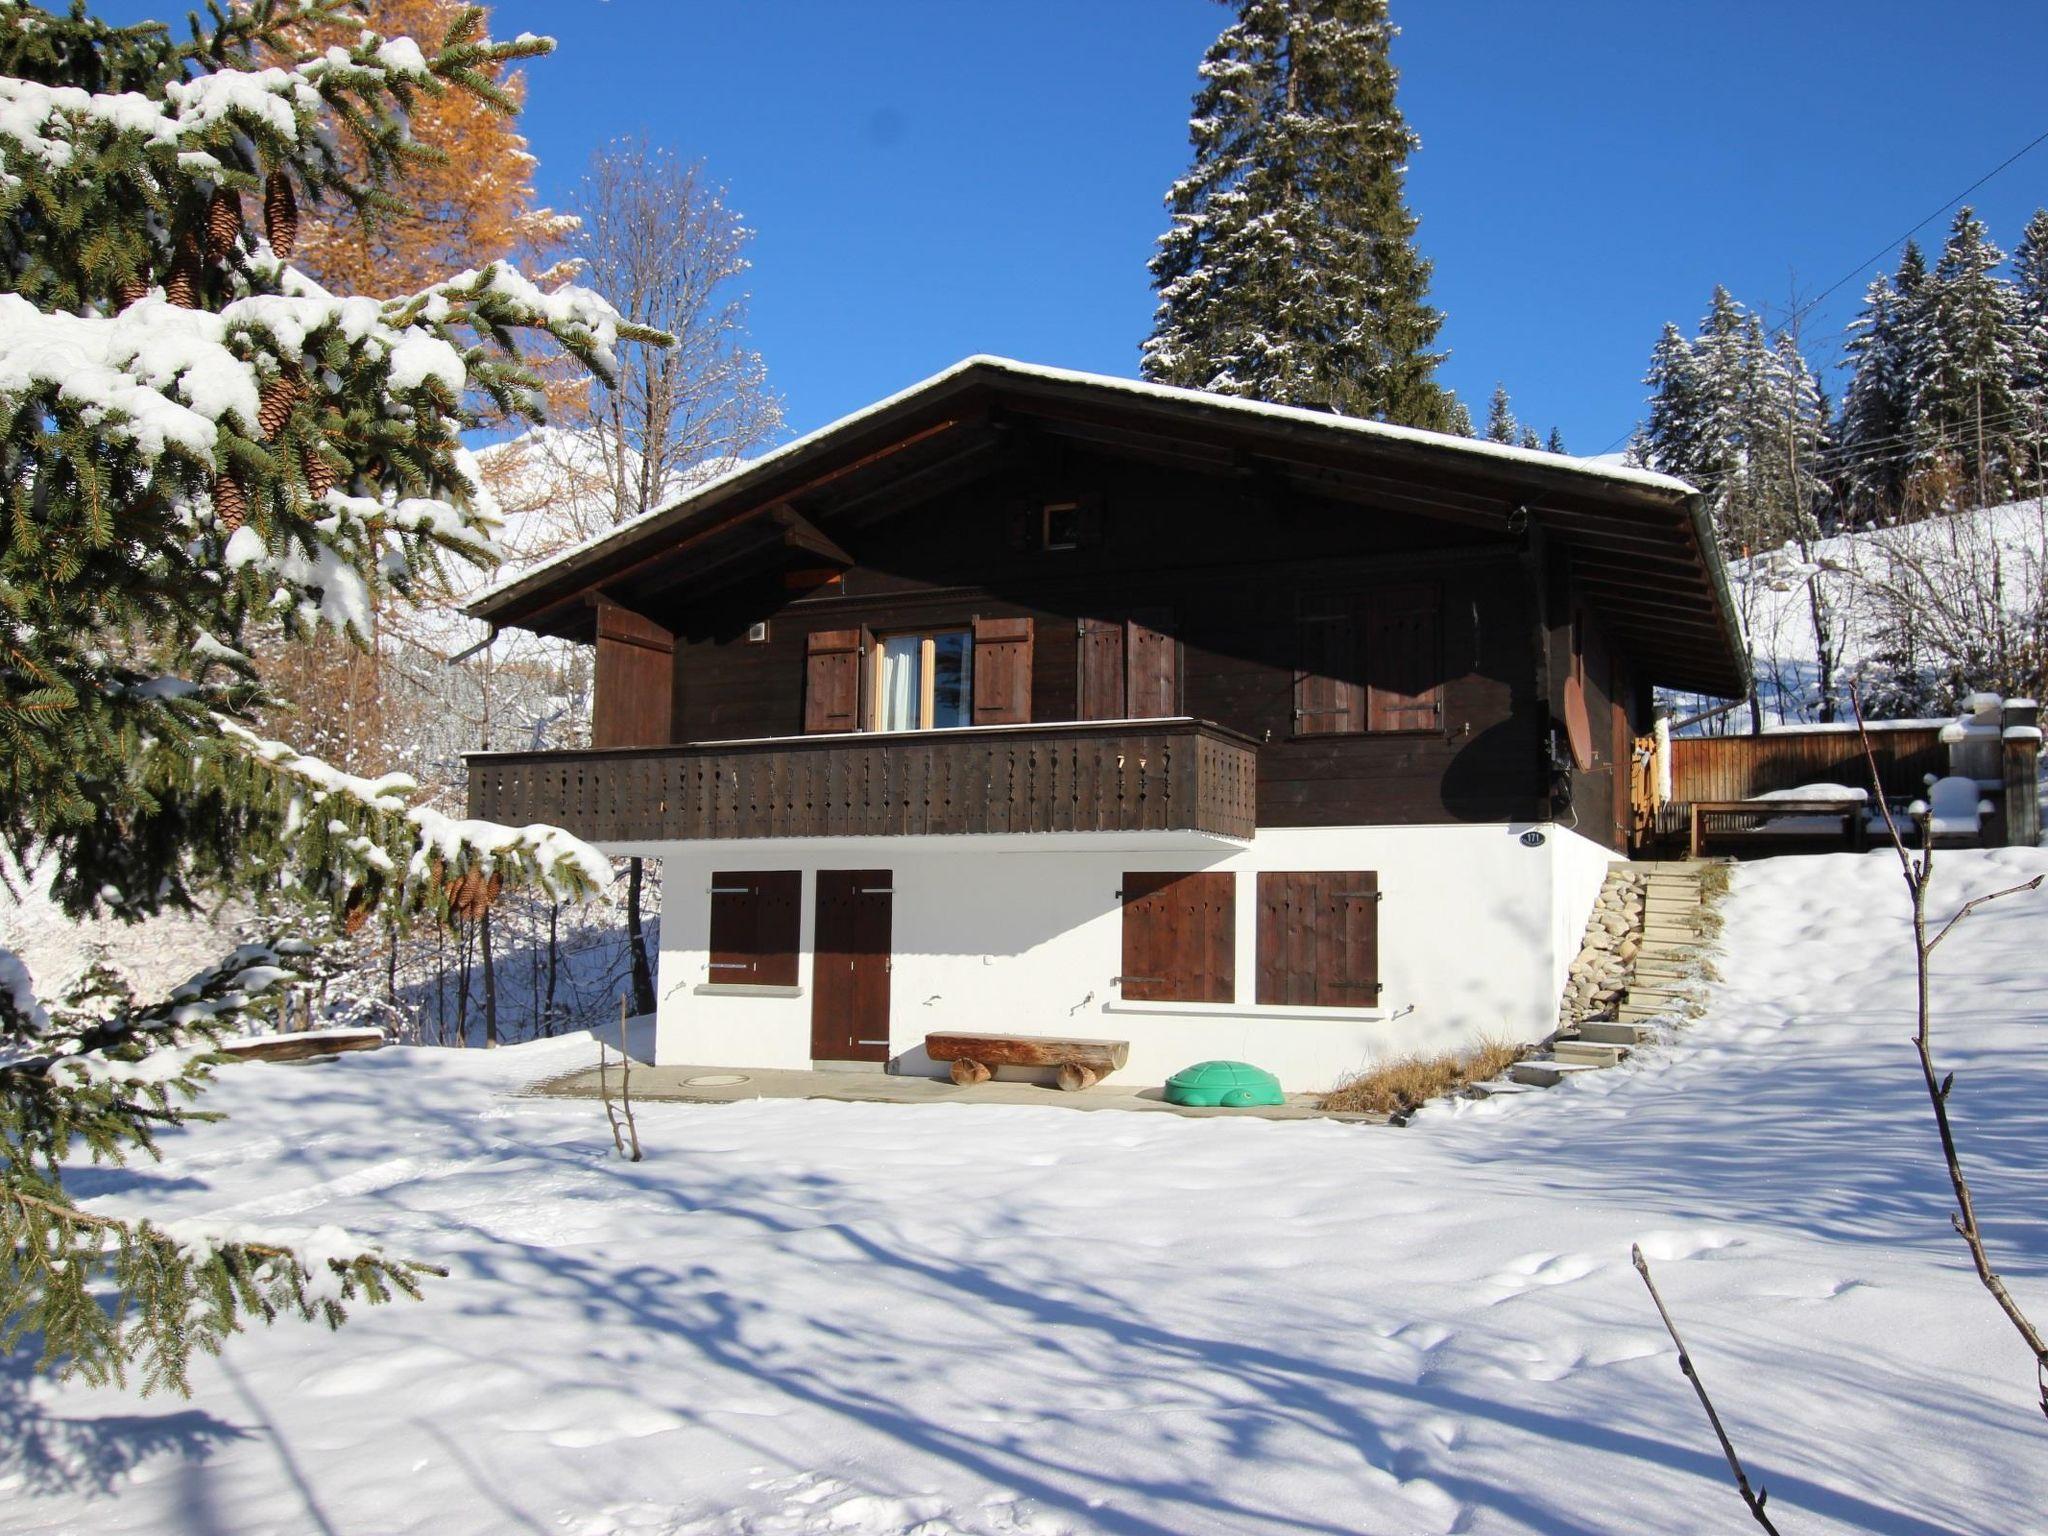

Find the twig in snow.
xmin=598 ymin=995 xmax=642 ymax=1162
xmin=1852 ymin=686 xmax=2048 ymax=1418
xmin=617 ymin=996 xmax=642 ymax=1163
xmin=1632 ymin=1245 xmax=1782 ymax=1535
xmin=598 ymin=1013 xmax=624 ymax=1158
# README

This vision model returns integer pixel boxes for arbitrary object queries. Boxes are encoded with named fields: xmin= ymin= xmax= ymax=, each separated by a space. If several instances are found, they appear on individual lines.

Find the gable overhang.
xmin=470 ymin=357 xmax=1749 ymax=700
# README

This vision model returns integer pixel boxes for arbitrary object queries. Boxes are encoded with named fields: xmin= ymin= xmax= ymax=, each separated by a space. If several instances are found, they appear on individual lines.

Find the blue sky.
xmin=116 ymin=1 xmax=2048 ymax=451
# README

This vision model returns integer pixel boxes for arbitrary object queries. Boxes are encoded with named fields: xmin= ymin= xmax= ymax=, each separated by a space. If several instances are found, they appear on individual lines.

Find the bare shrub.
xmin=1319 ymin=1037 xmax=1525 ymax=1116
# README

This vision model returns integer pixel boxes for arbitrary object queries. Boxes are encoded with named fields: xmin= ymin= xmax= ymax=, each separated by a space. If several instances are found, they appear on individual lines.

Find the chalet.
xmin=465 ymin=357 xmax=1745 ymax=1091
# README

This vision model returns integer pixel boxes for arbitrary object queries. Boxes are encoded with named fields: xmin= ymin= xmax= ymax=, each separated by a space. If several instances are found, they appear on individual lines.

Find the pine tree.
xmin=1142 ymin=0 xmax=1452 ymax=429
xmin=1640 ymin=321 xmax=1706 ymax=481
xmin=1546 ymin=426 xmax=1566 ymax=455
xmin=1839 ymin=266 xmax=1913 ymax=525
xmin=1637 ymin=289 xmax=1823 ymax=555
xmin=1905 ymin=207 xmax=2023 ymax=507
xmin=1517 ymin=425 xmax=1542 ymax=451
xmin=1484 ymin=383 xmax=1518 ymax=444
xmin=2010 ymin=209 xmax=2048 ymax=457
xmin=0 ymin=0 xmax=664 ymax=1395
xmin=1445 ymin=397 xmax=1475 ymax=437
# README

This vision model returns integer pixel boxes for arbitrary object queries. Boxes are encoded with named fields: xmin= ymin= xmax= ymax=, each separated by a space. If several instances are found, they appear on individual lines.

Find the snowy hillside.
xmin=4 ymin=848 xmax=2045 ymax=1534
xmin=1714 ymin=497 xmax=2048 ymax=725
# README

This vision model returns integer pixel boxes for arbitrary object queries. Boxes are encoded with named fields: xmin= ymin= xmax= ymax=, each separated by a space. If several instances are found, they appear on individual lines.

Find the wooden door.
xmin=810 ymin=869 xmax=892 ymax=1062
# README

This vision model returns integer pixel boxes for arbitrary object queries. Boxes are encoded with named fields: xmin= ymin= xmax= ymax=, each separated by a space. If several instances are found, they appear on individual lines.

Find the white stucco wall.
xmin=622 ymin=823 xmax=1617 ymax=1094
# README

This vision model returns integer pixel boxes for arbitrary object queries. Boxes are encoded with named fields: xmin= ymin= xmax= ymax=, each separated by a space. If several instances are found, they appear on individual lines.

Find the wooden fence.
xmin=1649 ymin=723 xmax=1949 ymax=846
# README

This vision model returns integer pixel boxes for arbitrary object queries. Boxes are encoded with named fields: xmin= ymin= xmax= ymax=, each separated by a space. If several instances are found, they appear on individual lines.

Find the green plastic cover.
xmin=1163 ymin=1060 xmax=1286 ymax=1108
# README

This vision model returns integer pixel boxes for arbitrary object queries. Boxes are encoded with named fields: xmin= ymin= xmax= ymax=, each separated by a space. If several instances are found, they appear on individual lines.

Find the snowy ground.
xmin=6 ymin=849 xmax=2048 ymax=1534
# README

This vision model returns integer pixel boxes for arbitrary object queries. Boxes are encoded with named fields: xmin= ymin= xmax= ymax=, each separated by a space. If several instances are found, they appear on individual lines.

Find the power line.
xmin=1593 ymin=121 xmax=2048 ymax=458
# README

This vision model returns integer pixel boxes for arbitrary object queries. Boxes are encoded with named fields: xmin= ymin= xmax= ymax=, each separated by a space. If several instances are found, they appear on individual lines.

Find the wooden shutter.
xmin=591 ymin=597 xmax=674 ymax=749
xmin=1295 ymin=604 xmax=1363 ymax=735
xmin=1120 ymin=870 xmax=1234 ymax=1003
xmin=1077 ymin=617 xmax=1125 ymax=720
xmin=804 ymin=628 xmax=863 ymax=734
xmin=708 ymin=870 xmax=801 ymax=986
xmin=1126 ymin=611 xmax=1178 ymax=719
xmin=1365 ymin=585 xmax=1442 ymax=732
xmin=1256 ymin=871 xmax=1379 ymax=1007
xmin=971 ymin=616 xmax=1033 ymax=725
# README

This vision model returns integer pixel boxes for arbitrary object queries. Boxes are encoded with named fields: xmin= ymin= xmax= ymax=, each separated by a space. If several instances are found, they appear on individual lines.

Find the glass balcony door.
xmin=876 ymin=630 xmax=972 ymax=732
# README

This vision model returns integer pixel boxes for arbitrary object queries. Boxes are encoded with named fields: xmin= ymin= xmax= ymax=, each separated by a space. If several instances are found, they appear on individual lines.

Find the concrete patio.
xmin=528 ymin=1061 xmax=1389 ymax=1123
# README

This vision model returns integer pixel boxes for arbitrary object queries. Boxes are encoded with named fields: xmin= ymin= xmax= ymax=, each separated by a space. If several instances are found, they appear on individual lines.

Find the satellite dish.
xmin=1563 ymin=673 xmax=1595 ymax=771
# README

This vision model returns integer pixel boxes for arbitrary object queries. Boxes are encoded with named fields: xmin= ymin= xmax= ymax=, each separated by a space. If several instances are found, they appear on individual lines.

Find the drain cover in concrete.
xmin=683 ymin=1073 xmax=750 ymax=1087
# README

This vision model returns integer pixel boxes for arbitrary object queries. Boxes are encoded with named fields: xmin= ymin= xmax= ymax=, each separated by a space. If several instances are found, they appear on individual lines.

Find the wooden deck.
xmin=465 ymin=718 xmax=1259 ymax=845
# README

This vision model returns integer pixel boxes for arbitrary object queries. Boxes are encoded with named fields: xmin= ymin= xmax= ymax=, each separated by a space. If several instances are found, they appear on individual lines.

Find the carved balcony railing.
xmin=465 ymin=718 xmax=1258 ymax=845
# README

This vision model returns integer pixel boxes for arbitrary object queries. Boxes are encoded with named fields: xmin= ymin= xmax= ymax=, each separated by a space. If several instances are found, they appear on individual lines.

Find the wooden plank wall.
xmin=468 ymin=721 xmax=1260 ymax=845
xmin=1668 ymin=727 xmax=1947 ymax=805
xmin=657 ymin=451 xmax=1552 ymax=833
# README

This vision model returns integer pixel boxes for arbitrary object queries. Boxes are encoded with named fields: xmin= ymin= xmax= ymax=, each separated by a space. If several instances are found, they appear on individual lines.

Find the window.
xmin=1120 ymin=871 xmax=1235 ymax=1003
xmin=1079 ymin=613 xmax=1177 ymax=721
xmin=708 ymin=871 xmax=801 ymax=986
xmin=874 ymin=629 xmax=973 ymax=732
xmin=1043 ymin=501 xmax=1082 ymax=550
xmin=1365 ymin=585 xmax=1442 ymax=732
xmin=1256 ymin=871 xmax=1379 ymax=1007
xmin=1293 ymin=586 xmax=1442 ymax=736
xmin=1294 ymin=605 xmax=1362 ymax=735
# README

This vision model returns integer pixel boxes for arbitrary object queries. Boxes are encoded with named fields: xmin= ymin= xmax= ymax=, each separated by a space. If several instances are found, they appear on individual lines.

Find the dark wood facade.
xmin=468 ymin=360 xmax=1744 ymax=854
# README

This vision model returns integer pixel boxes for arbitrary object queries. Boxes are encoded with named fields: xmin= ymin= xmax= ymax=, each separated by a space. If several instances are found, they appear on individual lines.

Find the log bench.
xmin=923 ymin=1031 xmax=1130 ymax=1092
xmin=217 ymin=1028 xmax=386 ymax=1064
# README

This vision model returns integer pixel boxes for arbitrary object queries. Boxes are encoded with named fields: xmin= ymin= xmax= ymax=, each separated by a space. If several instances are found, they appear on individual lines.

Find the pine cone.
xmin=116 ymin=273 xmax=149 ymax=309
xmin=165 ymin=228 xmax=202 ymax=308
xmin=206 ymin=190 xmax=244 ymax=261
xmin=257 ymin=372 xmax=303 ymax=441
xmin=343 ymin=884 xmax=372 ymax=936
xmin=302 ymin=446 xmax=338 ymax=500
xmin=213 ymin=471 xmax=247 ymax=534
xmin=445 ymin=867 xmax=485 ymax=920
xmin=444 ymin=868 xmax=505 ymax=922
xmin=264 ymin=171 xmax=298 ymax=259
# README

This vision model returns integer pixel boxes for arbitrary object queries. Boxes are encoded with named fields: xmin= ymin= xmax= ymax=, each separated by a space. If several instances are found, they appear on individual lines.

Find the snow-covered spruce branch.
xmin=1851 ymin=687 xmax=2048 ymax=1418
xmin=217 ymin=717 xmax=610 ymax=917
xmin=1 ymin=939 xmax=440 ymax=1396
xmin=0 ymin=9 xmax=546 ymax=223
xmin=2 ymin=1182 xmax=444 ymax=1397
xmin=0 ymin=943 xmax=305 ymax=1179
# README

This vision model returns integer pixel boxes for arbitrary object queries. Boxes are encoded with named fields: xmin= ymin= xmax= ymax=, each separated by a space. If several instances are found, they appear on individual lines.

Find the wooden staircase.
xmin=1507 ymin=860 xmax=1717 ymax=1090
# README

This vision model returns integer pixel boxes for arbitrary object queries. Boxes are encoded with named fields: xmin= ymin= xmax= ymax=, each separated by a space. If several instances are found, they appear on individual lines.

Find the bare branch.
xmin=1848 ymin=684 xmax=2048 ymax=1419
xmin=1631 ymin=1245 xmax=1782 ymax=1535
xmin=1928 ymin=875 xmax=2045 ymax=954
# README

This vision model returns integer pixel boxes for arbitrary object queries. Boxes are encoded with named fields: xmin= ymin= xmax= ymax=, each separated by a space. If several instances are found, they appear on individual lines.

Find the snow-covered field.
xmin=7 ymin=849 xmax=2048 ymax=1534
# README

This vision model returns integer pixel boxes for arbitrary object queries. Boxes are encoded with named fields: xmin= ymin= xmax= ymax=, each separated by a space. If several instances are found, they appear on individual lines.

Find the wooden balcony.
xmin=465 ymin=718 xmax=1259 ymax=846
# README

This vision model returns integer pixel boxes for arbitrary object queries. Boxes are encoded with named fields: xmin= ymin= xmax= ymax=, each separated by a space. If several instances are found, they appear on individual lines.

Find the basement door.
xmin=810 ymin=869 xmax=893 ymax=1063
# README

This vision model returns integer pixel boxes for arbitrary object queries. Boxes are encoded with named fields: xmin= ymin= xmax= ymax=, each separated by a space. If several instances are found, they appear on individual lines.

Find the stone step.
xmin=1643 ymin=890 xmax=1703 ymax=908
xmin=1552 ymin=1039 xmax=1632 ymax=1067
xmin=1466 ymin=1079 xmax=1540 ymax=1099
xmin=1630 ymin=963 xmax=1693 ymax=984
xmin=1635 ymin=942 xmax=1699 ymax=959
xmin=1619 ymin=1001 xmax=1692 ymax=1022
xmin=1509 ymin=1058 xmax=1610 ymax=1088
xmin=1573 ymin=1020 xmax=1653 ymax=1045
xmin=1625 ymin=987 xmax=1690 ymax=1011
